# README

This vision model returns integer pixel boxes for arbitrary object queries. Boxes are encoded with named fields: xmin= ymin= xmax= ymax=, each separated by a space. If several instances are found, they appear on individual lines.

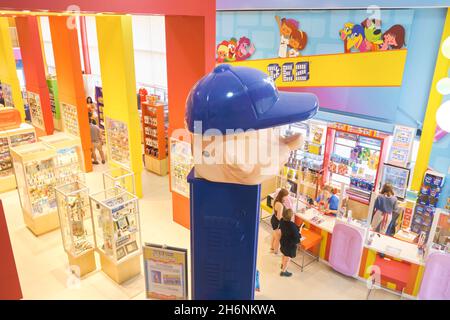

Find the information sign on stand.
xmin=169 ymin=138 xmax=193 ymax=198
xmin=143 ymin=243 xmax=188 ymax=300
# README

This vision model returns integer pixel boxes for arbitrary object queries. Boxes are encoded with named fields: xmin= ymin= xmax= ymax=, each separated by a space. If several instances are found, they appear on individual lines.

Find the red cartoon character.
xmin=227 ymin=38 xmax=237 ymax=62
xmin=236 ymin=37 xmax=256 ymax=61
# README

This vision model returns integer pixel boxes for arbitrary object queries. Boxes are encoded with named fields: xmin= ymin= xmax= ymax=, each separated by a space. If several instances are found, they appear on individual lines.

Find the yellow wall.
xmin=0 ymin=17 xmax=25 ymax=119
xmin=96 ymin=15 xmax=143 ymax=197
xmin=412 ymin=8 xmax=450 ymax=190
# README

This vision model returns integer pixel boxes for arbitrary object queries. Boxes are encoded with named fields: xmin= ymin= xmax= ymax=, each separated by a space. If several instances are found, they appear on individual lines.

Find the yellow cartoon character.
xmin=368 ymin=151 xmax=379 ymax=170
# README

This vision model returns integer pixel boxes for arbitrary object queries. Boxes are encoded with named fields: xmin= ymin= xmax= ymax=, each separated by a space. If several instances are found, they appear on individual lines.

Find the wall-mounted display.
xmin=169 ymin=138 xmax=193 ymax=198
xmin=27 ymin=91 xmax=44 ymax=130
xmin=216 ymin=36 xmax=256 ymax=62
xmin=61 ymin=102 xmax=80 ymax=136
xmin=143 ymin=243 xmax=188 ymax=300
xmin=105 ymin=118 xmax=130 ymax=168
xmin=0 ymin=123 xmax=36 ymax=193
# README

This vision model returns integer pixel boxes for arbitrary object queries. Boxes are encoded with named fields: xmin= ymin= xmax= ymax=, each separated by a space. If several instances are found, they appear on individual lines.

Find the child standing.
xmin=280 ymin=209 xmax=301 ymax=277
xmin=315 ymin=185 xmax=339 ymax=216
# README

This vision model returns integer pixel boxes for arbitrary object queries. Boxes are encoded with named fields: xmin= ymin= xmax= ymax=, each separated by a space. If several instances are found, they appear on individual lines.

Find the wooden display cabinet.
xmin=141 ymin=99 xmax=168 ymax=176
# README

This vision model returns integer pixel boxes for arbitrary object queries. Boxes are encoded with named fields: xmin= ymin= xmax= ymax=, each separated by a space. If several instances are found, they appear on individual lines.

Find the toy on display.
xmin=61 ymin=102 xmax=80 ymax=136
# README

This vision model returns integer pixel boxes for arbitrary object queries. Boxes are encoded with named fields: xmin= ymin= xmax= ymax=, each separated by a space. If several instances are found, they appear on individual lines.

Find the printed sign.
xmin=268 ymin=61 xmax=309 ymax=83
xmin=144 ymin=243 xmax=188 ymax=300
xmin=388 ymin=125 xmax=416 ymax=168
xmin=169 ymin=138 xmax=193 ymax=198
xmin=27 ymin=91 xmax=44 ymax=130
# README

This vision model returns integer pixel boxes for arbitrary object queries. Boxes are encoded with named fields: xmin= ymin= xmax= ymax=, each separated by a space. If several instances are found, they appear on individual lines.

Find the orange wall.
xmin=48 ymin=16 xmax=92 ymax=172
xmin=15 ymin=16 xmax=54 ymax=136
xmin=165 ymin=12 xmax=216 ymax=229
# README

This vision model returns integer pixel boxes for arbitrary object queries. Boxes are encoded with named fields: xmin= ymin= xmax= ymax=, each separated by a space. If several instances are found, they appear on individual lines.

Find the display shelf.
xmin=55 ymin=181 xmax=96 ymax=276
xmin=10 ymin=142 xmax=59 ymax=235
xmin=39 ymin=132 xmax=84 ymax=187
xmin=89 ymin=187 xmax=141 ymax=283
xmin=102 ymin=167 xmax=135 ymax=195
xmin=142 ymin=98 xmax=168 ymax=176
xmin=105 ymin=118 xmax=130 ymax=168
xmin=0 ymin=123 xmax=36 ymax=193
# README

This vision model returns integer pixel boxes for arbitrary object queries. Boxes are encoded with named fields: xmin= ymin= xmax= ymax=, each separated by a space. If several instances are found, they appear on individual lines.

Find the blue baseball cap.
xmin=186 ymin=64 xmax=319 ymax=135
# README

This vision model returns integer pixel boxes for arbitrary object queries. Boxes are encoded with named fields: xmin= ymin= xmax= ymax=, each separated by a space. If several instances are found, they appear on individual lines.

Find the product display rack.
xmin=61 ymin=102 xmax=80 ymax=137
xmin=0 ymin=123 xmax=36 ymax=193
xmin=90 ymin=187 xmax=141 ymax=284
xmin=410 ymin=170 xmax=445 ymax=243
xmin=10 ymin=142 xmax=59 ymax=236
xmin=55 ymin=181 xmax=96 ymax=276
xmin=39 ymin=132 xmax=84 ymax=187
xmin=142 ymin=97 xmax=168 ymax=175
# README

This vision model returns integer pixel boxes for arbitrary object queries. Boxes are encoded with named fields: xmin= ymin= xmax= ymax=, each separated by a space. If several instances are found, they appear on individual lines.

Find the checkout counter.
xmin=261 ymin=190 xmax=449 ymax=298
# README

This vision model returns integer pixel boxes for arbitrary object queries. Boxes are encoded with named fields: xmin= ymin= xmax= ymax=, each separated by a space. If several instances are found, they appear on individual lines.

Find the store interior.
xmin=0 ymin=1 xmax=449 ymax=300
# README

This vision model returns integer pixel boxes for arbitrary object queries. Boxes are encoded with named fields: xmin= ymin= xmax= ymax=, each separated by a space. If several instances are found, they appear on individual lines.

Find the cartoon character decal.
xmin=216 ymin=37 xmax=256 ymax=62
xmin=235 ymin=37 xmax=256 ymax=61
xmin=340 ymin=19 xmax=405 ymax=53
xmin=275 ymin=16 xmax=307 ymax=58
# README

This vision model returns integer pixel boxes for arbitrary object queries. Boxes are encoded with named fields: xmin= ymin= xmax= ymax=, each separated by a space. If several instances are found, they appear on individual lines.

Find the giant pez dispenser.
xmin=185 ymin=64 xmax=319 ymax=299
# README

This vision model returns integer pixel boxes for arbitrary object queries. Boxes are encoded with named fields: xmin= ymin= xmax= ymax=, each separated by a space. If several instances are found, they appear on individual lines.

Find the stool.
xmin=293 ymin=228 xmax=322 ymax=272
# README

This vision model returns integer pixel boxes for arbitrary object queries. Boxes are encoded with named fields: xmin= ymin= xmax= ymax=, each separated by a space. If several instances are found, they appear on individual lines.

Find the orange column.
xmin=15 ymin=16 xmax=54 ymax=136
xmin=165 ymin=11 xmax=215 ymax=229
xmin=48 ymin=16 xmax=92 ymax=172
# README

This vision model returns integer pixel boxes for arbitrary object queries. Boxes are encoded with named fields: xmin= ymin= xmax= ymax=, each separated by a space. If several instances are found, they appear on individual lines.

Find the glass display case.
xmin=102 ymin=167 xmax=135 ymax=195
xmin=89 ymin=187 xmax=142 ymax=283
xmin=105 ymin=117 xmax=130 ymax=168
xmin=39 ymin=132 xmax=84 ymax=186
xmin=55 ymin=181 xmax=96 ymax=276
xmin=0 ymin=123 xmax=36 ymax=192
xmin=10 ymin=142 xmax=59 ymax=235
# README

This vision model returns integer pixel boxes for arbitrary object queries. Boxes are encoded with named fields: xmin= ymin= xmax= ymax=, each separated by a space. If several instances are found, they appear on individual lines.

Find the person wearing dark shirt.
xmin=280 ymin=208 xmax=301 ymax=277
xmin=371 ymin=183 xmax=399 ymax=235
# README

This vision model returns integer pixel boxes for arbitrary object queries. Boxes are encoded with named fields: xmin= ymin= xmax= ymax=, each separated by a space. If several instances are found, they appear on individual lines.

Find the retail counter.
xmin=260 ymin=196 xmax=425 ymax=297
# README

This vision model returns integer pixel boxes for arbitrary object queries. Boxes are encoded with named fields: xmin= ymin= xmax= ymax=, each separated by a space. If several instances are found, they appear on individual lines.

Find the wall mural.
xmin=275 ymin=16 xmax=308 ymax=58
xmin=216 ymin=36 xmax=256 ymax=62
xmin=339 ymin=18 xmax=406 ymax=53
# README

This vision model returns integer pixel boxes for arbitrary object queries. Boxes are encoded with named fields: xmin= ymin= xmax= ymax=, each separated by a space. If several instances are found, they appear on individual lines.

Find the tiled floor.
xmin=1 ymin=163 xmax=398 ymax=300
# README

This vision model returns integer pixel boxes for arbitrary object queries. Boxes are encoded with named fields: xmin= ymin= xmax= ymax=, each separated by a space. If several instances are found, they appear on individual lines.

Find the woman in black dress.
xmin=270 ymin=188 xmax=289 ymax=254
xmin=280 ymin=208 xmax=301 ymax=277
